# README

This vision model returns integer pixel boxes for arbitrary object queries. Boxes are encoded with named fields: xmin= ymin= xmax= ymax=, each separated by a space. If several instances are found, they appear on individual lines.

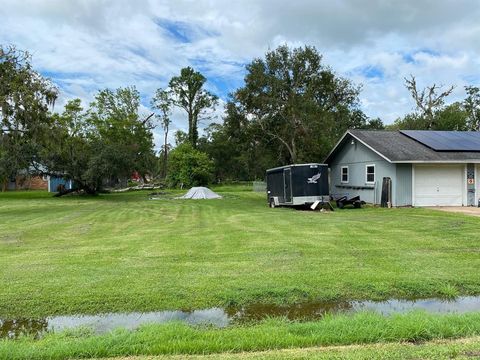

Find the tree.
xmin=169 ymin=67 xmax=218 ymax=147
xmin=434 ymin=102 xmax=468 ymax=130
xmin=361 ymin=117 xmax=385 ymax=130
xmin=464 ymin=86 xmax=480 ymax=131
xmin=151 ymin=88 xmax=172 ymax=178
xmin=88 ymin=87 xmax=156 ymax=182
xmin=0 ymin=45 xmax=57 ymax=190
xmin=198 ymin=101 xmax=278 ymax=181
xmin=388 ymin=113 xmax=427 ymax=130
xmin=174 ymin=130 xmax=188 ymax=146
xmin=167 ymin=143 xmax=214 ymax=188
xmin=41 ymin=87 xmax=156 ymax=194
xmin=404 ymin=75 xmax=454 ymax=129
xmin=232 ymin=45 xmax=363 ymax=164
xmin=41 ymin=99 xmax=96 ymax=193
xmin=388 ymin=103 xmax=468 ymax=131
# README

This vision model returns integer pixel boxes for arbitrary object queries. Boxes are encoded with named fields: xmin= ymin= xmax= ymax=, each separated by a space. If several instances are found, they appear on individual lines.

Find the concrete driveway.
xmin=427 ymin=206 xmax=480 ymax=217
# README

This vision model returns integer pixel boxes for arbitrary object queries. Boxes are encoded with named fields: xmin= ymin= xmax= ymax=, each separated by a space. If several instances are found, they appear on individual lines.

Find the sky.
xmin=1 ymin=0 xmax=480 ymax=149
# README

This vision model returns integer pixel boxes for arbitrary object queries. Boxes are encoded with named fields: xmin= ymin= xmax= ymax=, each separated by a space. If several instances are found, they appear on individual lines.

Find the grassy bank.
xmin=91 ymin=336 xmax=480 ymax=359
xmin=2 ymin=311 xmax=480 ymax=359
xmin=1 ymin=188 xmax=480 ymax=317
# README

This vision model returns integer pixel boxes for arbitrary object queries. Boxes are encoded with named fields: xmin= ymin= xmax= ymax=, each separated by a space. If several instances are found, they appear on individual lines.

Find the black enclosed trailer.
xmin=266 ymin=163 xmax=329 ymax=208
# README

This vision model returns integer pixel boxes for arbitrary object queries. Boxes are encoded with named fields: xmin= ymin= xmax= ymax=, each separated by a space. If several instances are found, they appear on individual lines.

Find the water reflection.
xmin=2 ymin=296 xmax=480 ymax=340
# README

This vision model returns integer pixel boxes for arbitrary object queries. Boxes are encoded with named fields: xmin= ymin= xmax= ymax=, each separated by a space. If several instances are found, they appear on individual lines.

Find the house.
xmin=5 ymin=165 xmax=48 ymax=191
xmin=6 ymin=174 xmax=48 ymax=191
xmin=325 ymin=130 xmax=480 ymax=207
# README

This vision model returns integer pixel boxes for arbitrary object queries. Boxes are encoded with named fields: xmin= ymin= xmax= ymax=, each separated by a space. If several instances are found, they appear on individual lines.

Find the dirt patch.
xmin=427 ymin=206 xmax=480 ymax=217
xmin=0 ymin=234 xmax=21 ymax=244
xmin=464 ymin=350 xmax=480 ymax=357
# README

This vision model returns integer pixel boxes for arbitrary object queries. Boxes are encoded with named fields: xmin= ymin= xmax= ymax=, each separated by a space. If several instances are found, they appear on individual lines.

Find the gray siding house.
xmin=325 ymin=130 xmax=480 ymax=207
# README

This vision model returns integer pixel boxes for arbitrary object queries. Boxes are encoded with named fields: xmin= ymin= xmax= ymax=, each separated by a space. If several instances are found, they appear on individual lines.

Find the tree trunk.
xmin=163 ymin=127 xmax=169 ymax=178
xmin=53 ymin=188 xmax=77 ymax=197
xmin=191 ymin=116 xmax=198 ymax=148
xmin=188 ymin=105 xmax=196 ymax=148
xmin=54 ymin=183 xmax=98 ymax=197
xmin=290 ymin=138 xmax=297 ymax=163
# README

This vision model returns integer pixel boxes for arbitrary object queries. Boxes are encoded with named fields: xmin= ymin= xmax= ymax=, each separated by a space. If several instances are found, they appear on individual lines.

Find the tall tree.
xmin=198 ymin=101 xmax=274 ymax=181
xmin=0 ymin=45 xmax=57 ymax=190
xmin=404 ymin=75 xmax=454 ymax=129
xmin=151 ymin=88 xmax=172 ymax=178
xmin=168 ymin=67 xmax=218 ymax=147
xmin=234 ymin=45 xmax=362 ymax=163
xmin=41 ymin=87 xmax=156 ymax=194
xmin=464 ymin=85 xmax=480 ymax=131
xmin=88 ymin=87 xmax=156 ymax=184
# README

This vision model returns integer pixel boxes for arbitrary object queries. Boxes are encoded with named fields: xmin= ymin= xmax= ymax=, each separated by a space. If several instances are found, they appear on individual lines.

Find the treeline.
xmin=159 ymin=45 xmax=383 ymax=183
xmin=1 ymin=44 xmax=479 ymax=192
xmin=387 ymin=76 xmax=480 ymax=131
xmin=1 ymin=46 xmax=156 ymax=193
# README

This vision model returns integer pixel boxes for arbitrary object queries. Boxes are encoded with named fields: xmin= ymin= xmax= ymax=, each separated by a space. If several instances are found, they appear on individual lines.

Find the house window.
xmin=366 ymin=165 xmax=375 ymax=184
xmin=341 ymin=166 xmax=349 ymax=183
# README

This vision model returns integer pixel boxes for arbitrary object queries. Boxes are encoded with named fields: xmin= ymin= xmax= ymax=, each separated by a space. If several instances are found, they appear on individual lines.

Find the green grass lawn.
xmin=1 ymin=187 xmax=480 ymax=359
xmin=90 ymin=336 xmax=480 ymax=360
xmin=1 ymin=187 xmax=480 ymax=318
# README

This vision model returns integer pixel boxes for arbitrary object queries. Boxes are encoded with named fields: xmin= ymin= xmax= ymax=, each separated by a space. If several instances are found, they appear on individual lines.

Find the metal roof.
xmin=266 ymin=163 xmax=327 ymax=173
xmin=325 ymin=130 xmax=480 ymax=164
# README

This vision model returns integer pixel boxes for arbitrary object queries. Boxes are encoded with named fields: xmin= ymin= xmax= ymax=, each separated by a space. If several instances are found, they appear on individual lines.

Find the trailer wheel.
xmin=269 ymin=199 xmax=276 ymax=208
xmin=337 ymin=201 xmax=344 ymax=209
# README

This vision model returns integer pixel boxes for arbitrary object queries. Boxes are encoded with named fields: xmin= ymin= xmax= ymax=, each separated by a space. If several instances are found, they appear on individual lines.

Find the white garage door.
xmin=414 ymin=165 xmax=464 ymax=206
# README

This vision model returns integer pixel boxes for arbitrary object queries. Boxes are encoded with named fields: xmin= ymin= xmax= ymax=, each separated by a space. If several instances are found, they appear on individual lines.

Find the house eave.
xmin=392 ymin=160 xmax=480 ymax=164
xmin=324 ymin=130 xmax=393 ymax=164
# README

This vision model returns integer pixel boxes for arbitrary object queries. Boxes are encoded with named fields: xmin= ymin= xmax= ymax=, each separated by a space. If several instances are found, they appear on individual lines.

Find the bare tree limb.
xmin=404 ymin=75 xmax=455 ymax=129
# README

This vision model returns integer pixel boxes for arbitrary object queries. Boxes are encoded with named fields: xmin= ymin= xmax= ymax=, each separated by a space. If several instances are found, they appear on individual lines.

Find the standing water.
xmin=2 ymin=296 xmax=480 ymax=339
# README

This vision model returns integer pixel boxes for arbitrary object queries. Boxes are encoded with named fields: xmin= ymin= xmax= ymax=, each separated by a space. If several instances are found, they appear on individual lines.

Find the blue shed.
xmin=48 ymin=176 xmax=74 ymax=193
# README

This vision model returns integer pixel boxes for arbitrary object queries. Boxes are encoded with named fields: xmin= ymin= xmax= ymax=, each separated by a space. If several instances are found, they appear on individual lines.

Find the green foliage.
xmin=0 ymin=45 xmax=57 ymax=189
xmin=167 ymin=143 xmax=214 ymax=187
xmin=361 ymin=117 xmax=385 ymax=130
xmin=199 ymin=45 xmax=374 ymax=181
xmin=388 ymin=103 xmax=469 ymax=131
xmin=435 ymin=102 xmax=469 ymax=130
xmin=169 ymin=67 xmax=218 ymax=147
xmin=174 ymin=130 xmax=189 ymax=146
xmin=464 ymin=85 xmax=480 ymax=130
xmin=404 ymin=75 xmax=455 ymax=129
xmin=151 ymin=88 xmax=173 ymax=178
xmin=41 ymin=87 xmax=155 ymax=193
xmin=198 ymin=102 xmax=276 ymax=181
xmin=394 ymin=77 xmax=479 ymax=131
xmin=234 ymin=45 xmax=364 ymax=164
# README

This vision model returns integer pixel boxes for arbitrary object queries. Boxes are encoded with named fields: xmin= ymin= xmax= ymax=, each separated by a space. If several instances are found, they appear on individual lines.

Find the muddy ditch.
xmin=2 ymin=296 xmax=480 ymax=339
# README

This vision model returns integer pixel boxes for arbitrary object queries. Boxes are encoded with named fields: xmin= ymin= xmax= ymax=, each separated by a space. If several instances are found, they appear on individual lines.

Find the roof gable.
xmin=325 ymin=130 xmax=480 ymax=164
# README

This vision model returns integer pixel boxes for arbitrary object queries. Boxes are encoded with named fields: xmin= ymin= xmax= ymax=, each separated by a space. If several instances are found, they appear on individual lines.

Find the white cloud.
xmin=1 ymin=0 xmax=480 ymax=147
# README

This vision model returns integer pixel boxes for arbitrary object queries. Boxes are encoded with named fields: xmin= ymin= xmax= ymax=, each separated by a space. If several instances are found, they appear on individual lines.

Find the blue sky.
xmin=1 ymin=0 xmax=479 ymax=149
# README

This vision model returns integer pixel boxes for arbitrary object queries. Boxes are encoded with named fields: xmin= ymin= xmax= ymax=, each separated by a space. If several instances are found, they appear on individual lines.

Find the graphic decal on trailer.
xmin=307 ymin=173 xmax=321 ymax=184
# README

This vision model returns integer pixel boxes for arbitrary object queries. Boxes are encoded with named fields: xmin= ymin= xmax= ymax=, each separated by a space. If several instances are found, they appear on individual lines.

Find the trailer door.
xmin=284 ymin=168 xmax=292 ymax=203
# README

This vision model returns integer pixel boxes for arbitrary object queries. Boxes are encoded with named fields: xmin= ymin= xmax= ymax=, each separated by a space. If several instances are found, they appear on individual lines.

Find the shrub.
xmin=167 ymin=143 xmax=214 ymax=188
